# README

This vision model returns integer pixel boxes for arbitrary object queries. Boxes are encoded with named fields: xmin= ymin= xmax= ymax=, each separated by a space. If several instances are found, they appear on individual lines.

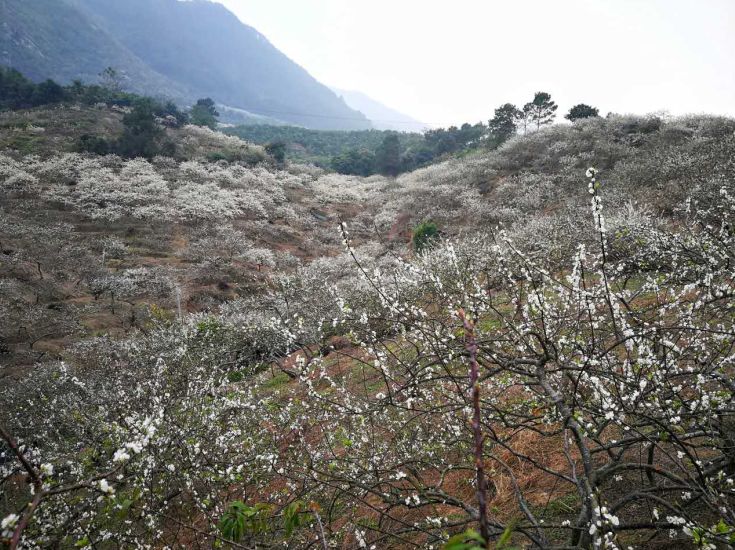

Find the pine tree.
xmin=190 ymin=98 xmax=219 ymax=129
xmin=565 ymin=103 xmax=600 ymax=121
xmin=488 ymin=103 xmax=522 ymax=144
xmin=523 ymin=92 xmax=558 ymax=130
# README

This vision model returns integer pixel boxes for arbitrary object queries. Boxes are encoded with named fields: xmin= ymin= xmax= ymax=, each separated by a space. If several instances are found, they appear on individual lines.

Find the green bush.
xmin=412 ymin=221 xmax=439 ymax=253
xmin=77 ymin=134 xmax=111 ymax=155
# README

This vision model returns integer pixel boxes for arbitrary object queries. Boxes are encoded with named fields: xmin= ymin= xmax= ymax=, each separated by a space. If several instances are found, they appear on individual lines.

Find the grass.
xmin=263 ymin=372 xmax=291 ymax=390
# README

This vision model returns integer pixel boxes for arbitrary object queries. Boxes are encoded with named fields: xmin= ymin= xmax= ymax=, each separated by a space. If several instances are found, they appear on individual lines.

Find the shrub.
xmin=76 ymin=134 xmax=111 ymax=155
xmin=412 ymin=220 xmax=439 ymax=252
xmin=265 ymin=141 xmax=286 ymax=165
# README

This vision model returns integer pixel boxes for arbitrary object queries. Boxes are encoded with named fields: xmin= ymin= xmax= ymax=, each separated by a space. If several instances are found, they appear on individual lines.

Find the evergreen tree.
xmin=331 ymin=148 xmax=376 ymax=176
xmin=523 ymin=92 xmax=558 ymax=130
xmin=160 ymin=101 xmax=189 ymax=127
xmin=32 ymin=79 xmax=65 ymax=105
xmin=190 ymin=98 xmax=219 ymax=129
xmin=116 ymin=99 xmax=166 ymax=158
xmin=488 ymin=103 xmax=522 ymax=144
xmin=424 ymin=127 xmax=459 ymax=155
xmin=375 ymin=133 xmax=402 ymax=176
xmin=565 ymin=103 xmax=600 ymax=121
xmin=0 ymin=67 xmax=35 ymax=109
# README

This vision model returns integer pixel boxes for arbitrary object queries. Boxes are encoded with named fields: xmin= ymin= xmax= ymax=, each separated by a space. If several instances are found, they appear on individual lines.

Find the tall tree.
xmin=32 ymin=79 xmax=65 ymax=105
xmin=488 ymin=103 xmax=522 ymax=144
xmin=375 ymin=133 xmax=402 ymax=176
xmin=116 ymin=98 xmax=165 ymax=158
xmin=565 ymin=103 xmax=600 ymax=121
xmin=190 ymin=98 xmax=219 ymax=129
xmin=523 ymin=92 xmax=558 ymax=130
xmin=0 ymin=67 xmax=35 ymax=109
xmin=331 ymin=148 xmax=376 ymax=176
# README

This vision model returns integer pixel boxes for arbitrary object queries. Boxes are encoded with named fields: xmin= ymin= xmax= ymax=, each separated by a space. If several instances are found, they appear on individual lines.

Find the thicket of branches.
xmin=2 ymin=163 xmax=734 ymax=548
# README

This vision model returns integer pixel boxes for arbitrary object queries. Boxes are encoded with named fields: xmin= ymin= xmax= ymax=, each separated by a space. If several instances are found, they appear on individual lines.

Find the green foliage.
xmin=77 ymin=134 xmax=111 ymax=155
xmin=523 ymin=91 xmax=558 ymax=130
xmin=375 ymin=133 xmax=403 ymax=176
xmin=443 ymin=529 xmax=486 ymax=550
xmin=263 ymin=372 xmax=291 ymax=390
xmin=159 ymin=100 xmax=190 ymax=127
xmin=218 ymin=502 xmax=248 ymax=541
xmin=413 ymin=221 xmax=439 ymax=253
xmin=217 ymin=500 xmax=310 ymax=542
xmin=218 ymin=501 xmax=271 ymax=541
xmin=424 ymin=123 xmax=486 ymax=156
xmin=283 ymin=500 xmax=311 ymax=537
xmin=488 ymin=103 xmax=522 ymax=145
xmin=0 ymin=67 xmax=65 ymax=110
xmin=265 ymin=141 xmax=287 ymax=165
xmin=0 ymin=67 xmax=36 ymax=108
xmin=227 ymin=121 xmax=493 ymax=176
xmin=496 ymin=519 xmax=519 ymax=549
xmin=0 ymin=65 xmax=144 ymax=112
xmin=32 ymin=79 xmax=65 ymax=105
xmin=226 ymin=124 xmax=422 ymax=169
xmin=226 ymin=369 xmax=247 ymax=383
xmin=1 ymin=66 xmax=190 ymax=159
xmin=116 ymin=99 xmax=168 ymax=158
xmin=190 ymin=98 xmax=219 ymax=129
xmin=195 ymin=317 xmax=225 ymax=337
xmin=204 ymin=148 xmax=263 ymax=164
xmin=566 ymin=103 xmax=600 ymax=121
xmin=330 ymin=148 xmax=376 ymax=176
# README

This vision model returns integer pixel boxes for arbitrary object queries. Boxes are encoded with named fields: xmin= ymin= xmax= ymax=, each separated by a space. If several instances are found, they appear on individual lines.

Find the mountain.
xmin=0 ymin=0 xmax=189 ymax=98
xmin=0 ymin=0 xmax=371 ymax=130
xmin=332 ymin=88 xmax=427 ymax=132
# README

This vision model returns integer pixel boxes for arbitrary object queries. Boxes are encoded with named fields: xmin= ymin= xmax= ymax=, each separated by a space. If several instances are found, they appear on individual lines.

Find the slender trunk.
xmin=313 ymin=511 xmax=329 ymax=550
xmin=458 ymin=309 xmax=490 ymax=545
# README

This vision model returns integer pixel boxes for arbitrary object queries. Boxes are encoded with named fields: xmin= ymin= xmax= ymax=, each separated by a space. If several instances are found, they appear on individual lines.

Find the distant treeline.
xmin=0 ymin=66 xmax=226 ymax=159
xmin=227 ymin=92 xmax=600 ymax=176
xmin=225 ymin=124 xmax=486 ymax=177
xmin=0 ymin=66 xmax=178 ymax=116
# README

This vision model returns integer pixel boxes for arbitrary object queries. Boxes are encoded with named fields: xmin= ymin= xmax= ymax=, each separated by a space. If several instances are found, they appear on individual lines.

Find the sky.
xmin=215 ymin=0 xmax=735 ymax=127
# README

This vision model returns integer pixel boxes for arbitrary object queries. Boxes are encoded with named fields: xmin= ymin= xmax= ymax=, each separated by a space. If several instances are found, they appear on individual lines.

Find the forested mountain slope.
xmin=0 ymin=0 xmax=187 ymax=98
xmin=0 ymin=0 xmax=370 ymax=129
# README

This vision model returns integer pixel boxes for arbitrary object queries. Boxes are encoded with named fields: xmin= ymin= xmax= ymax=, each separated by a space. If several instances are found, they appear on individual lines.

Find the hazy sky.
xmin=216 ymin=0 xmax=735 ymax=126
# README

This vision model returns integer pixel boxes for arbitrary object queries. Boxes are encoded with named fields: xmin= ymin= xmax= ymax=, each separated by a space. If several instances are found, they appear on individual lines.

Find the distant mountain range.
xmin=332 ymin=88 xmax=427 ymax=133
xmin=0 ymin=0 xmax=372 ymax=130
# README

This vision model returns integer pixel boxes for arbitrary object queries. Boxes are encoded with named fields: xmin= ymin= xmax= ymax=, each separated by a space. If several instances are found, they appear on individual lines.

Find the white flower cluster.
xmin=1 ymin=513 xmax=19 ymax=539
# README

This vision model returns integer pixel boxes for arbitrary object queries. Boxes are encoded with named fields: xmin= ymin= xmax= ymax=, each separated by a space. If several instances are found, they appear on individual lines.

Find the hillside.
xmin=0 ymin=0 xmax=371 ymax=130
xmin=6 ymin=106 xmax=732 ymax=370
xmin=1 ymin=108 xmax=735 ymax=548
xmin=0 ymin=0 xmax=187 ymax=98
xmin=2 ymin=106 xmax=733 ymax=391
